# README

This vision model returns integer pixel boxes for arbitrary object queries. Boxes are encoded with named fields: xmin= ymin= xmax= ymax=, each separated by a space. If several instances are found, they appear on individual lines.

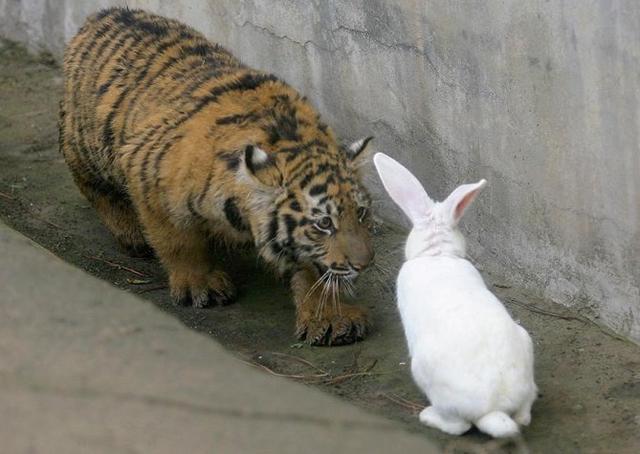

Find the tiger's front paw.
xmin=295 ymin=303 xmax=370 ymax=346
xmin=170 ymin=269 xmax=237 ymax=308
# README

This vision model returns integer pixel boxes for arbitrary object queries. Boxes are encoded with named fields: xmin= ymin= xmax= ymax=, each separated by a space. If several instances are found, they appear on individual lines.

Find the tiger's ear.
xmin=243 ymin=145 xmax=282 ymax=187
xmin=345 ymin=136 xmax=374 ymax=161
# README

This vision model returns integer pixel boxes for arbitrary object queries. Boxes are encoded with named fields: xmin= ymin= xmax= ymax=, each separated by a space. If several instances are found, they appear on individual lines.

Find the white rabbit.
xmin=373 ymin=152 xmax=537 ymax=438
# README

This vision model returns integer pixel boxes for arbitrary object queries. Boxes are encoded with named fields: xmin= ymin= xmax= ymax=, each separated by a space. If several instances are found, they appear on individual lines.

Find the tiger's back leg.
xmin=62 ymin=151 xmax=151 ymax=257
xmin=77 ymin=173 xmax=151 ymax=257
xmin=87 ymin=181 xmax=152 ymax=258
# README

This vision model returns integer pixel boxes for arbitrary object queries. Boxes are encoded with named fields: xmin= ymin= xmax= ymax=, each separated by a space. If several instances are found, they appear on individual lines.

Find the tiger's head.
xmin=236 ymin=94 xmax=375 ymax=280
xmin=245 ymin=136 xmax=375 ymax=280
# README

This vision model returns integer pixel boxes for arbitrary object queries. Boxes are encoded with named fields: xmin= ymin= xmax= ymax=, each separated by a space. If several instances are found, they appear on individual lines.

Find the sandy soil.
xmin=1 ymin=39 xmax=638 ymax=453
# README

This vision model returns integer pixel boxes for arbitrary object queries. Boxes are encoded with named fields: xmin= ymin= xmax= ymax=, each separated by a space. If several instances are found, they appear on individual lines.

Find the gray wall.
xmin=2 ymin=0 xmax=638 ymax=344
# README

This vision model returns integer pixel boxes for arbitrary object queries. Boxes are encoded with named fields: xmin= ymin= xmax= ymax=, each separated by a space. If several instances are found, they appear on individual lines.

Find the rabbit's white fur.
xmin=373 ymin=152 xmax=537 ymax=438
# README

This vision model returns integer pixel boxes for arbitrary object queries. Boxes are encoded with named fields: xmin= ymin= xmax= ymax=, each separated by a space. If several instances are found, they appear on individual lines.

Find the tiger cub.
xmin=60 ymin=7 xmax=374 ymax=345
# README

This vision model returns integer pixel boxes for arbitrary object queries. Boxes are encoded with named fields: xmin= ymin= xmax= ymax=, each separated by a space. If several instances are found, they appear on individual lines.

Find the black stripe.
xmin=309 ymin=183 xmax=327 ymax=196
xmin=66 ymin=20 xmax=114 ymax=73
xmin=283 ymin=214 xmax=297 ymax=237
xmin=197 ymin=171 xmax=215 ymax=208
xmin=187 ymin=193 xmax=205 ymax=220
xmin=149 ymin=133 xmax=183 ymax=188
xmin=218 ymin=151 xmax=240 ymax=171
xmin=138 ymin=133 xmax=182 ymax=204
xmin=288 ymin=162 xmax=314 ymax=184
xmin=282 ymin=139 xmax=324 ymax=160
xmin=150 ymin=73 xmax=278 ymax=137
xmin=216 ymin=112 xmax=261 ymax=125
xmin=298 ymin=173 xmax=314 ymax=189
xmin=117 ymin=34 xmax=198 ymax=143
xmin=124 ymin=124 xmax=161 ymax=173
xmin=91 ymin=9 xmax=149 ymax=81
xmin=166 ymin=68 xmax=223 ymax=103
xmin=136 ymin=20 xmax=169 ymax=37
xmin=267 ymin=213 xmax=279 ymax=242
xmin=114 ymin=7 xmax=137 ymax=27
xmin=271 ymin=242 xmax=283 ymax=255
xmin=224 ymin=198 xmax=249 ymax=232
xmin=69 ymin=23 xmax=123 ymax=160
xmin=202 ymin=72 xmax=278 ymax=101
xmin=95 ymin=7 xmax=118 ymax=21
xmin=100 ymin=27 xmax=170 ymax=148
xmin=96 ymin=31 xmax=159 ymax=97
xmin=286 ymin=151 xmax=312 ymax=173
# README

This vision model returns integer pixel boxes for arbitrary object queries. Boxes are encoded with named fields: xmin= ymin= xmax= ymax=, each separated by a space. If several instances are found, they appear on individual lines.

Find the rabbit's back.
xmin=397 ymin=257 xmax=535 ymax=417
xmin=397 ymin=256 xmax=508 ymax=352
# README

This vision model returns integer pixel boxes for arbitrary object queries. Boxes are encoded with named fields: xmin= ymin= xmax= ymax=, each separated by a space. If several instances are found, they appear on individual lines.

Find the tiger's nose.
xmin=349 ymin=251 xmax=375 ymax=272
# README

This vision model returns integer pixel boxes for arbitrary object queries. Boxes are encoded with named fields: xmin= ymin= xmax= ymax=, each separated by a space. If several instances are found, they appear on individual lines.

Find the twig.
xmin=0 ymin=191 xmax=15 ymax=200
xmin=84 ymin=254 xmax=148 ymax=277
xmin=266 ymin=351 xmax=327 ymax=374
xmin=240 ymin=353 xmax=380 ymax=386
xmin=323 ymin=359 xmax=379 ymax=385
xmin=507 ymin=298 xmax=634 ymax=344
xmin=387 ymin=392 xmax=423 ymax=409
xmin=17 ymin=109 xmax=48 ymax=118
xmin=240 ymin=359 xmax=329 ymax=380
xmin=126 ymin=278 xmax=152 ymax=285
xmin=41 ymin=218 xmax=62 ymax=229
xmin=323 ymin=370 xmax=376 ymax=385
xmin=505 ymin=298 xmax=584 ymax=322
xmin=380 ymin=392 xmax=423 ymax=413
xmin=135 ymin=284 xmax=168 ymax=294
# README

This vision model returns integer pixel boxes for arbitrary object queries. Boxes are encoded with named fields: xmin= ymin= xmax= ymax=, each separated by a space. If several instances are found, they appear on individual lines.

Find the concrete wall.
xmin=2 ymin=0 xmax=638 ymax=344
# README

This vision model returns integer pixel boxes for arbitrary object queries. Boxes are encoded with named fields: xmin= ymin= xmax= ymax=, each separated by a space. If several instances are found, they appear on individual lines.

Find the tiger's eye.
xmin=316 ymin=216 xmax=333 ymax=231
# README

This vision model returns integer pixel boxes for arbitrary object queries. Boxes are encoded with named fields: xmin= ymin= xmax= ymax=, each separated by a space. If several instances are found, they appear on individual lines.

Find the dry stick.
xmin=0 ymin=191 xmax=16 ymax=200
xmin=325 ymin=358 xmax=379 ymax=385
xmin=380 ymin=392 xmax=423 ymax=413
xmin=386 ymin=392 xmax=424 ymax=409
xmin=40 ymin=218 xmax=62 ymax=229
xmin=508 ymin=297 xmax=633 ymax=343
xmin=135 ymin=284 xmax=168 ymax=294
xmin=17 ymin=109 xmax=48 ymax=118
xmin=241 ymin=354 xmax=380 ymax=385
xmin=240 ymin=359 xmax=328 ymax=380
xmin=505 ymin=298 xmax=584 ymax=322
xmin=84 ymin=254 xmax=148 ymax=277
xmin=126 ymin=278 xmax=152 ymax=285
xmin=322 ymin=370 xmax=377 ymax=385
xmin=266 ymin=351 xmax=328 ymax=374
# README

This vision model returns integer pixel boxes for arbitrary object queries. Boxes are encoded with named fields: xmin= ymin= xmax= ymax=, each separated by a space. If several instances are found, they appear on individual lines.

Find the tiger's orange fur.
xmin=60 ymin=7 xmax=374 ymax=345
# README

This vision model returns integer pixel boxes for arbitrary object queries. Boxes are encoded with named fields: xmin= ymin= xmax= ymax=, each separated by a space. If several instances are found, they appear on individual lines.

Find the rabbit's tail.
xmin=475 ymin=411 xmax=519 ymax=438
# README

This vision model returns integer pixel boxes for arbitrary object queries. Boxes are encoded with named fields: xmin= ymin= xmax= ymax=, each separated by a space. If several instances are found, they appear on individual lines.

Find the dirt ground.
xmin=1 ymin=40 xmax=639 ymax=453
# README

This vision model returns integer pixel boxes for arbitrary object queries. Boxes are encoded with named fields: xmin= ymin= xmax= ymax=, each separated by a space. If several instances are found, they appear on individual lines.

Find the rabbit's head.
xmin=373 ymin=152 xmax=486 ymax=260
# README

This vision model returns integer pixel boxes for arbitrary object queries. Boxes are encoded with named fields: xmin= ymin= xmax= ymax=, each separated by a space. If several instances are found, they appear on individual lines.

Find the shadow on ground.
xmin=1 ymin=40 xmax=638 ymax=453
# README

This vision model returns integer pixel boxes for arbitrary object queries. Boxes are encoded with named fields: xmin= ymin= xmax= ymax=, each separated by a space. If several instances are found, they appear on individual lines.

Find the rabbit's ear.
xmin=373 ymin=153 xmax=434 ymax=224
xmin=443 ymin=179 xmax=487 ymax=226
